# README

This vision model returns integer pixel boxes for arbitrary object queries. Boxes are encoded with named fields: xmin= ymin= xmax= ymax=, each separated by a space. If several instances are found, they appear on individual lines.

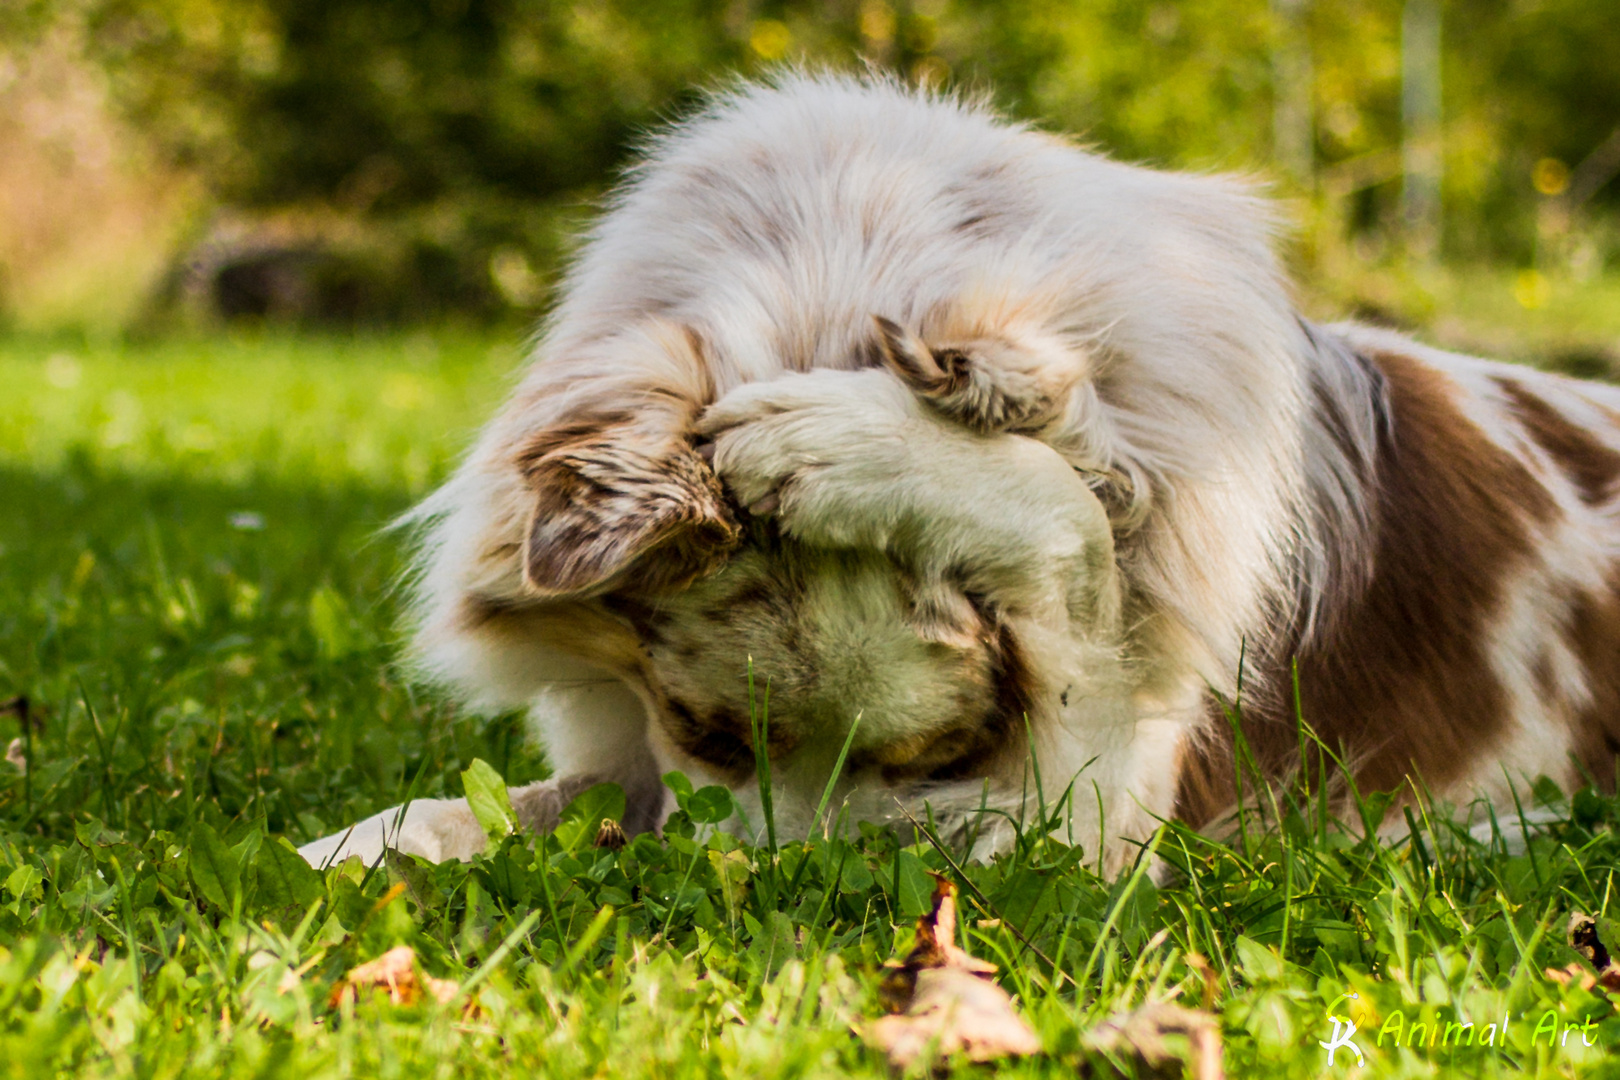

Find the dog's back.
xmin=301 ymin=76 xmax=1620 ymax=871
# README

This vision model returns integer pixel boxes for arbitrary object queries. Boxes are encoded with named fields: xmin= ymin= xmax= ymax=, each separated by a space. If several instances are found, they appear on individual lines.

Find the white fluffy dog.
xmin=301 ymin=74 xmax=1620 ymax=873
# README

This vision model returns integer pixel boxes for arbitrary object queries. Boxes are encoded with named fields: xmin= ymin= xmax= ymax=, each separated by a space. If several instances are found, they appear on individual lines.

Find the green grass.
xmin=3 ymin=326 xmax=1620 ymax=1078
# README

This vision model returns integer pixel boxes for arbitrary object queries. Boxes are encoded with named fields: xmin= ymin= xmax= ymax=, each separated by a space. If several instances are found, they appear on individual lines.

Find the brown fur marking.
xmin=1563 ymin=574 xmax=1620 ymax=788
xmin=1497 ymin=377 xmax=1620 ymax=507
xmin=656 ymin=679 xmax=817 ymax=783
xmin=659 ymin=695 xmax=761 ymax=781
xmin=1177 ymin=349 xmax=1560 ymax=823
xmin=512 ymin=409 xmax=636 ymax=472
xmin=522 ymin=436 xmax=740 ymax=597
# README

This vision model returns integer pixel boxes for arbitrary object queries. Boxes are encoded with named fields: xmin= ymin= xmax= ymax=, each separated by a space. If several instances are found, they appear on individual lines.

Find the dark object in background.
xmin=211 ymin=245 xmax=363 ymax=324
xmin=138 ymin=216 xmax=511 ymax=330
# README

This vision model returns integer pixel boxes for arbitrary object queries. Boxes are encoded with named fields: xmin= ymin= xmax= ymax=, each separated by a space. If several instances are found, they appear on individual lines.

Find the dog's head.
xmin=486 ymin=320 xmax=1040 ymax=789
xmin=601 ymin=526 xmax=1032 ymax=787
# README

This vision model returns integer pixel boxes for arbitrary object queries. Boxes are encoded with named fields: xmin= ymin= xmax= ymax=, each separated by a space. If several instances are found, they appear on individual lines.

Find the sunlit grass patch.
xmin=0 ymin=329 xmax=519 ymax=492
xmin=0 ymin=330 xmax=1618 ymax=1078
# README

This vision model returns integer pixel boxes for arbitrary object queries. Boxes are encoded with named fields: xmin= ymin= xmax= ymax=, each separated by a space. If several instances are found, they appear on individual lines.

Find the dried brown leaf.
xmin=1545 ymin=963 xmax=1597 ymax=991
xmin=868 ymin=967 xmax=1043 ymax=1066
xmin=1086 ymin=1003 xmax=1224 ymax=1080
xmin=422 ymin=973 xmax=462 ymax=1003
xmin=865 ymin=874 xmax=1040 ymax=1068
xmin=328 ymin=945 xmax=460 ymax=1008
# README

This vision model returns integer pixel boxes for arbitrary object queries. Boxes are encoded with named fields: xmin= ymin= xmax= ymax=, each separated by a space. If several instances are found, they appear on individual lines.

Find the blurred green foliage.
xmin=17 ymin=0 xmax=1619 ymax=323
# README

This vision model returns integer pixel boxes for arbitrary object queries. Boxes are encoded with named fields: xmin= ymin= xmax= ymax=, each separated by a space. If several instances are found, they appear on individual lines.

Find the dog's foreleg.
xmin=701 ymin=367 xmax=1163 ymax=865
xmin=296 ymin=795 xmax=489 ymax=868
xmin=296 ymin=769 xmax=668 ymax=868
xmin=700 ymin=367 xmax=1118 ymax=626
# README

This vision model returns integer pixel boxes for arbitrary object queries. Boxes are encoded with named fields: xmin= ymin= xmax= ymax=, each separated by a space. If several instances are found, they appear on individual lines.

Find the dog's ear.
xmin=521 ymin=426 xmax=740 ymax=598
xmin=514 ymin=323 xmax=741 ymax=598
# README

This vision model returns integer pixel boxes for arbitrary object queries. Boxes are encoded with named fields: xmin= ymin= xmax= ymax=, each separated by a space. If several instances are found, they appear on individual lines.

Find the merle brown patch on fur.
xmin=1562 ymin=572 xmax=1620 ymax=788
xmin=1532 ymin=650 xmax=1560 ymax=700
xmin=985 ymin=614 xmax=1038 ymax=740
xmin=1177 ymin=349 xmax=1559 ymax=824
xmin=459 ymin=593 xmax=520 ymax=627
xmin=660 ymin=696 xmax=755 ymax=779
xmin=657 ymin=694 xmax=788 ymax=782
xmin=1305 ymin=342 xmax=1385 ymax=490
xmin=876 ymin=320 xmax=1064 ymax=435
xmin=1171 ymin=713 xmax=1240 ymax=832
xmin=874 ymin=318 xmax=978 ymax=417
xmin=600 ymin=592 xmax=675 ymax=648
xmin=1497 ymin=378 xmax=1620 ymax=507
xmin=512 ymin=409 xmax=636 ymax=472
xmin=724 ymin=578 xmax=779 ymax=611
xmin=522 ymin=434 xmax=740 ymax=598
xmin=873 ymin=316 xmax=945 ymax=389
xmin=678 ymin=324 xmax=720 ymax=403
xmin=899 ymin=564 xmax=989 ymax=649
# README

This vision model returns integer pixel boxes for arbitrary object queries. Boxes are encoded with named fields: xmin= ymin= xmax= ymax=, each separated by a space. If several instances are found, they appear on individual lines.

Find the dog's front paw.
xmin=697 ymin=368 xmax=918 ymax=546
xmin=874 ymin=316 xmax=1074 ymax=435
xmin=298 ymin=797 xmax=488 ymax=867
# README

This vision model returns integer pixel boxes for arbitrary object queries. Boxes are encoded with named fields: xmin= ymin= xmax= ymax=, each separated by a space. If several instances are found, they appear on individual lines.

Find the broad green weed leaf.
xmin=481 ymin=849 xmax=532 ymax=905
xmin=5 ymin=863 xmax=42 ymax=902
xmin=555 ymin=783 xmax=627 ymax=852
xmin=251 ymin=837 xmax=323 ymax=911
xmin=1234 ymin=935 xmax=1284 ymax=981
xmin=230 ymin=828 xmax=263 ymax=873
xmin=384 ymin=848 xmax=439 ymax=912
xmin=189 ymin=821 xmax=241 ymax=911
xmin=1573 ymin=786 xmax=1607 ymax=828
xmin=1531 ymin=775 xmax=1565 ymax=807
xmin=707 ymin=848 xmax=751 ymax=920
xmin=686 ymin=785 xmax=734 ymax=825
xmin=461 ymin=758 xmax=516 ymax=844
xmin=747 ymin=910 xmax=797 ymax=977
xmin=894 ymin=850 xmax=933 ymax=919
xmin=839 ymin=854 xmax=874 ymax=894
xmin=663 ymin=771 xmax=695 ymax=803
xmin=994 ymin=865 xmax=1056 ymax=929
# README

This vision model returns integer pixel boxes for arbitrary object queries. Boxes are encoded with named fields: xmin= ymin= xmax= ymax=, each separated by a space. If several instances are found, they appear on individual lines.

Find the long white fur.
xmin=299 ymin=74 xmax=1561 ymax=872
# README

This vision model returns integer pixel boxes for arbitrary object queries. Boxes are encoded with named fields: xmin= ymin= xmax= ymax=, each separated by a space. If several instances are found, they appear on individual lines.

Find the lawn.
xmin=2 ymin=323 xmax=1620 ymax=1078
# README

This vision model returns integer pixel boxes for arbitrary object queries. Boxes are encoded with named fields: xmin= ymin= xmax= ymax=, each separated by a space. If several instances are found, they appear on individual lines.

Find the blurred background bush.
xmin=0 ymin=0 xmax=1616 ymax=360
